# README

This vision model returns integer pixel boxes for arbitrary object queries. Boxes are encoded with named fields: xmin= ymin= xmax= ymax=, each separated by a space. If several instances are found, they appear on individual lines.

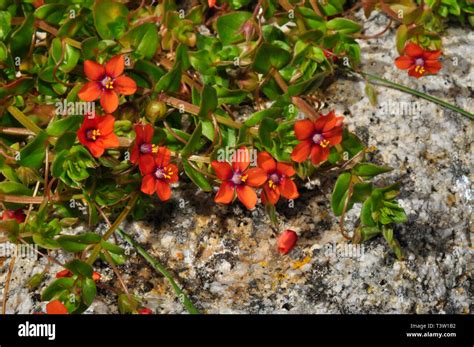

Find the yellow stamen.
xmin=162 ymin=166 xmax=173 ymax=180
xmin=105 ymin=78 xmax=114 ymax=90
xmin=268 ymin=180 xmax=277 ymax=190
xmin=241 ymin=174 xmax=248 ymax=183
xmin=151 ymin=144 xmax=158 ymax=153
xmin=320 ymin=139 xmax=330 ymax=148
xmin=414 ymin=65 xmax=425 ymax=75
xmin=89 ymin=129 xmax=101 ymax=141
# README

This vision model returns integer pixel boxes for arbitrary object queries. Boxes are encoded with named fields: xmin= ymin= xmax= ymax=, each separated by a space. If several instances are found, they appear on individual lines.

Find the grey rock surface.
xmin=1 ymin=11 xmax=472 ymax=314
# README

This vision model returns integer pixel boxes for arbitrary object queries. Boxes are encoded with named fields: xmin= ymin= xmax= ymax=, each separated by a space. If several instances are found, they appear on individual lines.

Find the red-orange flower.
xmin=131 ymin=124 xmax=158 ymax=174
xmin=277 ymin=230 xmax=297 ymax=255
xmin=138 ymin=308 xmax=153 ymax=314
xmin=78 ymin=55 xmax=137 ymax=113
xmin=395 ymin=42 xmax=442 ymax=78
xmin=211 ymin=147 xmax=266 ymax=210
xmin=140 ymin=146 xmax=178 ymax=201
xmin=257 ymin=152 xmax=299 ymax=205
xmin=56 ymin=269 xmax=101 ymax=282
xmin=291 ymin=111 xmax=344 ymax=165
xmin=208 ymin=0 xmax=216 ymax=8
xmin=77 ymin=114 xmax=119 ymax=158
xmin=1 ymin=209 xmax=26 ymax=223
xmin=46 ymin=300 xmax=68 ymax=314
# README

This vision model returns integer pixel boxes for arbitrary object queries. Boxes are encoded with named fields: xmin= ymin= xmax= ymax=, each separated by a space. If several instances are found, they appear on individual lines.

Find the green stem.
xmin=361 ymin=72 xmax=474 ymax=120
xmin=116 ymin=229 xmax=200 ymax=314
xmin=86 ymin=193 xmax=138 ymax=265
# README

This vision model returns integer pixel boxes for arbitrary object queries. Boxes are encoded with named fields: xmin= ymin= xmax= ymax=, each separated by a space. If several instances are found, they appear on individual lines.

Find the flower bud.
xmin=236 ymin=71 xmax=258 ymax=92
xmin=277 ymin=230 xmax=297 ymax=255
xmin=145 ymin=100 xmax=167 ymax=123
xmin=1 ymin=209 xmax=26 ymax=223
xmin=138 ymin=307 xmax=153 ymax=314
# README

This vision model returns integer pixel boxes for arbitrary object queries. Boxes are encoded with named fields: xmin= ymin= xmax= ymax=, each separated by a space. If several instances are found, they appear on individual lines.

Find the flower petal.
xmin=408 ymin=66 xmax=424 ymax=78
xmin=134 ymin=124 xmax=153 ymax=143
xmin=294 ymin=119 xmax=315 ymax=140
xmin=423 ymin=50 xmax=442 ymax=60
xmin=276 ymin=162 xmax=295 ymax=177
xmin=97 ymin=133 xmax=119 ymax=149
xmin=404 ymin=42 xmax=424 ymax=57
xmin=211 ymin=161 xmax=233 ymax=180
xmin=291 ymin=140 xmax=312 ymax=163
xmin=236 ymin=184 xmax=257 ymax=210
xmin=165 ymin=163 xmax=179 ymax=183
xmin=141 ymin=174 xmax=155 ymax=195
xmin=84 ymin=60 xmax=105 ymax=81
xmin=231 ymin=146 xmax=251 ymax=172
xmin=156 ymin=180 xmax=172 ymax=201
xmin=280 ymin=178 xmax=299 ymax=200
xmin=155 ymin=146 xmax=171 ymax=167
xmin=46 ymin=300 xmax=68 ymax=315
xmin=138 ymin=154 xmax=155 ymax=174
xmin=78 ymin=82 xmax=102 ymax=102
xmin=100 ymin=90 xmax=119 ymax=113
xmin=310 ymin=145 xmax=329 ymax=165
xmin=245 ymin=168 xmax=267 ymax=187
xmin=425 ymin=60 xmax=442 ymax=74
xmin=114 ymin=75 xmax=137 ymax=95
xmin=394 ymin=56 xmax=414 ymax=70
xmin=97 ymin=114 xmax=115 ymax=134
xmin=257 ymin=151 xmax=276 ymax=173
xmin=215 ymin=181 xmax=234 ymax=204
xmin=87 ymin=142 xmax=105 ymax=158
xmin=105 ymin=55 xmax=125 ymax=78
xmin=263 ymin=185 xmax=280 ymax=205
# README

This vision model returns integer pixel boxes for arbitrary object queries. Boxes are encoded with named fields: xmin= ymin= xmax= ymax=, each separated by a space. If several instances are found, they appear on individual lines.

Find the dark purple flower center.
xmin=312 ymin=133 xmax=323 ymax=144
xmin=85 ymin=128 xmax=100 ymax=141
xmin=415 ymin=58 xmax=424 ymax=66
xmin=140 ymin=143 xmax=152 ymax=154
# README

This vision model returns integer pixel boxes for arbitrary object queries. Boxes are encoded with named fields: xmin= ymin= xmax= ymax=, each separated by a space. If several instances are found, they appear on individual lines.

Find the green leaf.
xmin=9 ymin=14 xmax=34 ymax=60
xmin=93 ymin=0 xmax=128 ymax=40
xmin=181 ymin=122 xmax=202 ymax=158
xmin=51 ymin=38 xmax=80 ymax=73
xmin=0 ymin=181 xmax=32 ymax=196
xmin=364 ymin=82 xmax=377 ymax=107
xmin=47 ymin=115 xmax=83 ymax=137
xmin=396 ymin=24 xmax=408 ymax=55
xmin=258 ymin=117 xmax=278 ymax=148
xmin=331 ymin=172 xmax=351 ymax=216
xmin=64 ymin=259 xmax=93 ymax=278
xmin=19 ymin=131 xmax=48 ymax=169
xmin=0 ymin=10 xmax=11 ymax=41
xmin=0 ymin=78 xmax=34 ymax=98
xmin=244 ymin=107 xmax=282 ymax=127
xmin=55 ymin=131 xmax=77 ymax=152
xmin=155 ymin=62 xmax=182 ymax=93
xmin=32 ymin=234 xmax=60 ymax=249
xmin=198 ymin=85 xmax=217 ymax=119
xmin=182 ymin=159 xmax=213 ymax=192
xmin=34 ymin=4 xmax=67 ymax=25
xmin=353 ymin=163 xmax=393 ymax=178
xmin=253 ymin=43 xmax=291 ymax=74
xmin=41 ymin=277 xmax=75 ymax=301
xmin=120 ymin=23 xmax=158 ymax=59
xmin=327 ymin=18 xmax=362 ymax=35
xmin=358 ymin=225 xmax=381 ymax=242
xmin=82 ymin=278 xmax=97 ymax=306
xmin=216 ymin=11 xmax=252 ymax=45
xmin=360 ymin=197 xmax=376 ymax=226
xmin=57 ymin=233 xmax=101 ymax=253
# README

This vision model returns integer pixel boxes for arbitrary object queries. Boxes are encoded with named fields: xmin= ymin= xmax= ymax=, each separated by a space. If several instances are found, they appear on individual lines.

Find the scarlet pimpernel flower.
xmin=46 ymin=300 xmax=68 ymax=314
xmin=257 ymin=152 xmax=299 ymax=205
xmin=77 ymin=114 xmax=119 ymax=158
xmin=291 ymin=111 xmax=344 ymax=165
xmin=395 ymin=42 xmax=442 ymax=78
xmin=1 ymin=209 xmax=26 ymax=223
xmin=140 ymin=146 xmax=178 ymax=201
xmin=211 ymin=147 xmax=266 ymax=210
xmin=131 ymin=124 xmax=158 ymax=174
xmin=78 ymin=55 xmax=137 ymax=113
xmin=277 ymin=230 xmax=298 ymax=255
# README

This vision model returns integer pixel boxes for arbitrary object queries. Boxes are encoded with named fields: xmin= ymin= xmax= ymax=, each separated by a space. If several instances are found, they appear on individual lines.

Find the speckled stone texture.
xmin=1 ymin=11 xmax=472 ymax=314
